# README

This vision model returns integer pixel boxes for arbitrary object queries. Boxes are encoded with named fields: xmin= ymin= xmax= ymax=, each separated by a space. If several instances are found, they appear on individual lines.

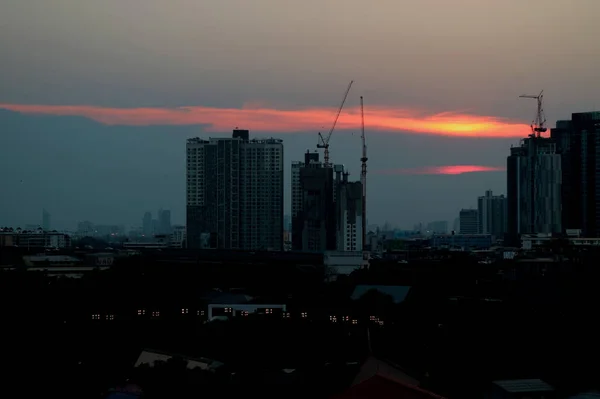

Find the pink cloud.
xmin=376 ymin=165 xmax=506 ymax=175
xmin=0 ymin=102 xmax=530 ymax=138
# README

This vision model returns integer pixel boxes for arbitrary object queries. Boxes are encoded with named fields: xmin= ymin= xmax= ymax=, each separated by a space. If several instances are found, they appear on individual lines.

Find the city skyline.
xmin=1 ymin=0 xmax=599 ymax=229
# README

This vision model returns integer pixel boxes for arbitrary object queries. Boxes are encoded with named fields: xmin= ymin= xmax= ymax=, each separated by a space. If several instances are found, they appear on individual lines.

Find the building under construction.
xmin=507 ymin=91 xmax=562 ymax=241
xmin=291 ymin=152 xmax=363 ymax=252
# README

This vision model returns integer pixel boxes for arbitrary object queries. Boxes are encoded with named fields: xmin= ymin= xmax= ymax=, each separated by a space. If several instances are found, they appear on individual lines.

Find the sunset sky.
xmin=1 ymin=0 xmax=599 ymax=229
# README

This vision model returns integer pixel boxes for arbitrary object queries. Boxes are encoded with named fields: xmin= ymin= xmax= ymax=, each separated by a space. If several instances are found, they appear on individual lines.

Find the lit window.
xmin=197 ymin=310 xmax=205 ymax=316
xmin=378 ymin=320 xmax=384 ymax=326
xmin=106 ymin=314 xmax=114 ymax=321
xmin=92 ymin=314 xmax=100 ymax=320
xmin=369 ymin=315 xmax=376 ymax=321
xmin=343 ymin=316 xmax=349 ymax=322
xmin=242 ymin=311 xmax=249 ymax=317
xmin=266 ymin=308 xmax=273 ymax=314
xmin=181 ymin=308 xmax=189 ymax=314
xmin=137 ymin=309 xmax=145 ymax=316
xmin=301 ymin=312 xmax=308 ymax=318
xmin=282 ymin=312 xmax=290 ymax=319
xmin=224 ymin=307 xmax=232 ymax=313
xmin=152 ymin=311 xmax=160 ymax=317
xmin=352 ymin=319 xmax=358 ymax=325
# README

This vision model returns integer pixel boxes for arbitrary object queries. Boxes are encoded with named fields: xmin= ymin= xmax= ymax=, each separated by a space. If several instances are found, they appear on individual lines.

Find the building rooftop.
xmin=351 ymin=285 xmax=411 ymax=304
xmin=334 ymin=373 xmax=445 ymax=399
xmin=492 ymin=379 xmax=554 ymax=393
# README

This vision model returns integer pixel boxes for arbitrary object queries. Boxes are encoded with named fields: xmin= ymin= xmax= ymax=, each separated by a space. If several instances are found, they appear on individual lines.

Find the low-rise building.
xmin=0 ymin=228 xmax=71 ymax=248
xmin=324 ymin=251 xmax=368 ymax=278
xmin=431 ymin=234 xmax=493 ymax=250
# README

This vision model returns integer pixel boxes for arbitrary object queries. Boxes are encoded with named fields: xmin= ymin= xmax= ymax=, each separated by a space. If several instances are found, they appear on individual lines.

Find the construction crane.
xmin=519 ymin=90 xmax=547 ymax=138
xmin=317 ymin=80 xmax=353 ymax=167
xmin=360 ymin=96 xmax=368 ymax=252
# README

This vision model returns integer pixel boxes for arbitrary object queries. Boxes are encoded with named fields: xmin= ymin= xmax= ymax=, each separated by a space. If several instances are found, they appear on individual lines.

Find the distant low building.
xmin=0 ymin=228 xmax=71 ymax=248
xmin=208 ymin=303 xmax=286 ymax=320
xmin=432 ymin=234 xmax=493 ymax=250
xmin=170 ymin=225 xmax=186 ymax=248
xmin=459 ymin=209 xmax=478 ymax=234
xmin=324 ymin=251 xmax=368 ymax=279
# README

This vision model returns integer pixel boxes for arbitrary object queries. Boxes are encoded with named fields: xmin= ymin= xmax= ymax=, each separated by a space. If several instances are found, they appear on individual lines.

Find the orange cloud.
xmin=376 ymin=165 xmax=506 ymax=175
xmin=0 ymin=103 xmax=529 ymax=138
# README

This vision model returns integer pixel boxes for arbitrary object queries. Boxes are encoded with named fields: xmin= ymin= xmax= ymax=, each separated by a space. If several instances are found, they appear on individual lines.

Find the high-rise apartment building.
xmin=477 ymin=190 xmax=507 ymax=238
xmin=459 ymin=209 xmax=478 ymax=234
xmin=186 ymin=130 xmax=283 ymax=250
xmin=551 ymin=111 xmax=600 ymax=236
xmin=507 ymin=136 xmax=562 ymax=238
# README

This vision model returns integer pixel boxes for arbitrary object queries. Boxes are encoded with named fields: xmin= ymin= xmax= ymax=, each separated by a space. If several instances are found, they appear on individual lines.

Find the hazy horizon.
xmin=1 ymin=0 xmax=599 ymax=230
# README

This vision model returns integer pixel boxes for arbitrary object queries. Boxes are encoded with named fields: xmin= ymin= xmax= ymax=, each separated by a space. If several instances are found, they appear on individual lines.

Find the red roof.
xmin=333 ymin=374 xmax=446 ymax=399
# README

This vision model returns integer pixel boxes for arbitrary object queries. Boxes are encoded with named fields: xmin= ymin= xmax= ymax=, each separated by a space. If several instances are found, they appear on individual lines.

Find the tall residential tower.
xmin=507 ymin=136 xmax=562 ymax=238
xmin=551 ymin=111 xmax=600 ymax=236
xmin=186 ymin=130 xmax=284 ymax=250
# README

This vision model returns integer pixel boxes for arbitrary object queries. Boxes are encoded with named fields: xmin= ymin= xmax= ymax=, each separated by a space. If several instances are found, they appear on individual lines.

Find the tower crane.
xmin=317 ymin=80 xmax=353 ymax=167
xmin=519 ymin=90 xmax=547 ymax=138
xmin=360 ymin=96 xmax=368 ymax=252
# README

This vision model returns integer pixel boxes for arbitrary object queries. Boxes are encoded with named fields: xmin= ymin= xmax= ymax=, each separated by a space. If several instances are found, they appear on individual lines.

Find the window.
xmin=352 ymin=319 xmax=358 ymax=325
xmin=369 ymin=315 xmax=376 ymax=321
xmin=242 ymin=311 xmax=249 ymax=317
xmin=181 ymin=308 xmax=189 ymax=314
xmin=106 ymin=314 xmax=114 ymax=321
xmin=91 ymin=314 xmax=100 ymax=320
xmin=265 ymin=308 xmax=273 ymax=314
xmin=197 ymin=310 xmax=205 ymax=316
xmin=301 ymin=312 xmax=308 ymax=318
xmin=137 ymin=309 xmax=145 ymax=316
xmin=282 ymin=312 xmax=290 ymax=319
xmin=152 ymin=311 xmax=160 ymax=317
xmin=224 ymin=307 xmax=232 ymax=313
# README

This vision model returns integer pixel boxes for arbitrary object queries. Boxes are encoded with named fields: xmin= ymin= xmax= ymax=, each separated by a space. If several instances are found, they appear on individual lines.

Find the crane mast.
xmin=360 ymin=96 xmax=367 ymax=253
xmin=317 ymin=80 xmax=353 ymax=167
xmin=519 ymin=90 xmax=547 ymax=138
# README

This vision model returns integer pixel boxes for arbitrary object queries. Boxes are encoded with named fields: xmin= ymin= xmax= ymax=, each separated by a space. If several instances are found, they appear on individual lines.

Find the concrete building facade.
xmin=186 ymin=130 xmax=284 ymax=250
